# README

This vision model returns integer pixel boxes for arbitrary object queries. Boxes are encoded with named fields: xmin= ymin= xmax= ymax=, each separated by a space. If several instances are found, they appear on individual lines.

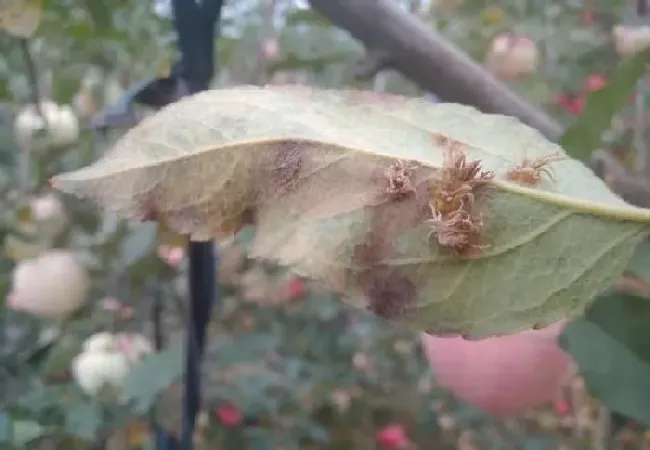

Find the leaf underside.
xmin=51 ymin=85 xmax=650 ymax=338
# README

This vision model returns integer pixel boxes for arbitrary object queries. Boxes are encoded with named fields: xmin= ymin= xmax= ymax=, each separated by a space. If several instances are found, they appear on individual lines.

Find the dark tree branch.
xmin=308 ymin=0 xmax=563 ymax=141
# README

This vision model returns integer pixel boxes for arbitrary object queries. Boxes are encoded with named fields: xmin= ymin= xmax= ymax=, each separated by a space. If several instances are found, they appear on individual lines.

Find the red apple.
xmin=584 ymin=73 xmax=607 ymax=92
xmin=554 ymin=92 xmax=584 ymax=116
xmin=375 ymin=424 xmax=409 ymax=449
xmin=215 ymin=403 xmax=243 ymax=428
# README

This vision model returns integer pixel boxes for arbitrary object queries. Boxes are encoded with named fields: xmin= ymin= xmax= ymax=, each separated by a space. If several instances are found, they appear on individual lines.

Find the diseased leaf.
xmin=51 ymin=86 xmax=650 ymax=338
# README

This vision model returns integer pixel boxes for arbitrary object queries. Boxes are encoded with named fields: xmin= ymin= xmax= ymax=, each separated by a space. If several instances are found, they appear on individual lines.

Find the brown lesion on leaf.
xmin=363 ymin=266 xmax=417 ymax=320
xmin=132 ymin=187 xmax=255 ymax=239
xmin=270 ymin=141 xmax=304 ymax=195
xmin=427 ymin=133 xmax=494 ymax=257
xmin=254 ymin=140 xmax=308 ymax=200
xmin=133 ymin=193 xmax=161 ymax=222
xmin=352 ymin=233 xmax=418 ymax=321
xmin=504 ymin=151 xmax=565 ymax=186
xmin=349 ymin=172 xmax=435 ymax=321
xmin=135 ymin=205 xmax=159 ymax=222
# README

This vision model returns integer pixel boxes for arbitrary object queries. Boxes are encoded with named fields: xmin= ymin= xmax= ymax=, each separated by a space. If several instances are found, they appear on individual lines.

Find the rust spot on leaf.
xmin=504 ymin=151 xmax=565 ymax=186
xmin=363 ymin=266 xmax=417 ymax=319
xmin=427 ymin=208 xmax=488 ymax=255
xmin=352 ymin=233 xmax=383 ymax=268
xmin=384 ymin=159 xmax=420 ymax=198
xmin=353 ymin=234 xmax=417 ymax=320
xmin=429 ymin=134 xmax=494 ymax=215
xmin=270 ymin=141 xmax=304 ymax=194
xmin=134 ymin=194 xmax=160 ymax=222
xmin=427 ymin=134 xmax=494 ymax=257
xmin=349 ymin=173 xmax=435 ymax=320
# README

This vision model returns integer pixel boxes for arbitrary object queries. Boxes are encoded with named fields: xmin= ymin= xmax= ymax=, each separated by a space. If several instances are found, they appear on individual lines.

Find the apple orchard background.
xmin=2 ymin=0 xmax=650 ymax=449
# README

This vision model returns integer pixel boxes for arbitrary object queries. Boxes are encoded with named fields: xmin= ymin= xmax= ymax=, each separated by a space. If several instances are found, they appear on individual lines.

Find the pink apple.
xmin=420 ymin=322 xmax=571 ymax=416
xmin=484 ymin=33 xmax=540 ymax=80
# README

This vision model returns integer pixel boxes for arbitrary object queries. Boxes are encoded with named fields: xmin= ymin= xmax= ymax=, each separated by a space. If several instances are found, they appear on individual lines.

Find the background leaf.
xmin=560 ymin=292 xmax=650 ymax=426
xmin=625 ymin=239 xmax=650 ymax=283
xmin=64 ymin=398 xmax=102 ymax=441
xmin=11 ymin=419 xmax=47 ymax=446
xmin=122 ymin=342 xmax=183 ymax=414
xmin=560 ymin=48 xmax=650 ymax=160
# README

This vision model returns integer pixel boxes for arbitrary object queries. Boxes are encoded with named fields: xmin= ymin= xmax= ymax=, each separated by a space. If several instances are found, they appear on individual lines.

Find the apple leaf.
xmin=560 ymin=292 xmax=650 ymax=426
xmin=122 ymin=342 xmax=183 ymax=414
xmin=64 ymin=398 xmax=102 ymax=441
xmin=50 ymin=86 xmax=650 ymax=338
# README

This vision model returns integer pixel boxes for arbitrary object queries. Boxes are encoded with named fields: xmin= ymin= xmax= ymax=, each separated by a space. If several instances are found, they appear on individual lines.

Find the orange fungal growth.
xmin=427 ymin=134 xmax=494 ymax=256
xmin=384 ymin=159 xmax=419 ymax=197
xmin=505 ymin=152 xmax=565 ymax=186
xmin=427 ymin=208 xmax=488 ymax=255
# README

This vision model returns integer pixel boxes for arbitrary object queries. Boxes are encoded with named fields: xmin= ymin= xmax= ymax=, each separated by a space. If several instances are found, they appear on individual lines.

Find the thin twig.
xmin=17 ymin=38 xmax=43 ymax=190
xmin=593 ymin=404 xmax=611 ymax=450
xmin=571 ymin=375 xmax=588 ymax=441
xmin=633 ymin=81 xmax=647 ymax=173
xmin=19 ymin=38 xmax=43 ymax=115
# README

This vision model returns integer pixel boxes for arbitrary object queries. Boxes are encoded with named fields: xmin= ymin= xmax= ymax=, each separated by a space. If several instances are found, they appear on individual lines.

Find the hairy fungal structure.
xmin=427 ymin=134 xmax=494 ymax=256
xmin=384 ymin=159 xmax=420 ymax=197
xmin=504 ymin=152 xmax=565 ymax=186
